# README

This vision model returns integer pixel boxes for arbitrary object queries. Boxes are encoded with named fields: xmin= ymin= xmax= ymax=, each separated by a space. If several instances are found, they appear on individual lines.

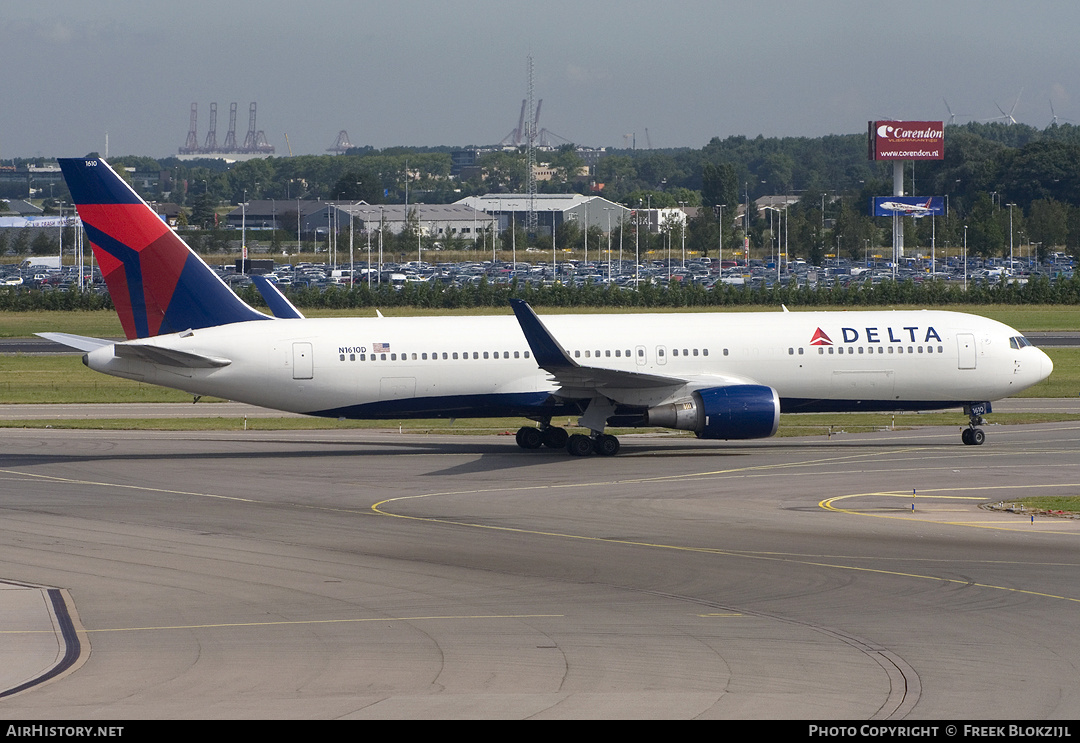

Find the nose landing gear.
xmin=961 ymin=402 xmax=991 ymax=446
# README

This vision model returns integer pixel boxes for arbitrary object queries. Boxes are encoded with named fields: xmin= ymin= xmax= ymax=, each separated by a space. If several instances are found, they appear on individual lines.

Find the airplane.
xmin=41 ymin=158 xmax=1053 ymax=455
xmin=879 ymin=198 xmax=936 ymax=215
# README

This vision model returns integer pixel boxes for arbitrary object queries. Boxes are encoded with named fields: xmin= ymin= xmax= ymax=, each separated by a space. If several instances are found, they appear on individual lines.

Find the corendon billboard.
xmin=868 ymin=121 xmax=944 ymax=160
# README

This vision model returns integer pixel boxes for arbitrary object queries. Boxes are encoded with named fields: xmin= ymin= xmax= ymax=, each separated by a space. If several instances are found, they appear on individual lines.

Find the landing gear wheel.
xmin=961 ymin=428 xmax=973 ymax=445
xmin=541 ymin=426 xmax=569 ymax=449
xmin=515 ymin=426 xmax=543 ymax=450
xmin=971 ymin=428 xmax=985 ymax=446
xmin=593 ymin=434 xmax=620 ymax=457
xmin=566 ymin=434 xmax=594 ymax=456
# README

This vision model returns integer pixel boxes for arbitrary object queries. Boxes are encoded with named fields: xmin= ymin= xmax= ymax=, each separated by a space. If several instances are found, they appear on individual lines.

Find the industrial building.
xmin=454 ymin=194 xmax=630 ymax=236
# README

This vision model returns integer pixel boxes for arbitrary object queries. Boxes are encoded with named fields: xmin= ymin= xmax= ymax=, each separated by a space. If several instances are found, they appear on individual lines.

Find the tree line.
xmin=12 ymin=120 xmax=1080 ymax=262
xmin=7 ymin=273 xmax=1080 ymax=313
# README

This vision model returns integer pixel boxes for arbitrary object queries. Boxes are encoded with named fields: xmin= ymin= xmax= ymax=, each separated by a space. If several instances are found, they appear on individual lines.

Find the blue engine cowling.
xmin=645 ymin=384 xmax=780 ymax=440
xmin=694 ymin=385 xmax=780 ymax=440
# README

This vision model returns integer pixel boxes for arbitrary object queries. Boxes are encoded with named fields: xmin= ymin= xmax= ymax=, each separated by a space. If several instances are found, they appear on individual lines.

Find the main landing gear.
xmin=961 ymin=403 xmax=990 ymax=446
xmin=515 ymin=425 xmax=568 ymax=450
xmin=515 ymin=426 xmax=620 ymax=456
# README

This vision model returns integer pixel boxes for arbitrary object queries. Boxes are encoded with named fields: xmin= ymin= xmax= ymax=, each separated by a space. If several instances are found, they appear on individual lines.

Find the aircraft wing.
xmin=509 ymin=299 xmax=688 ymax=397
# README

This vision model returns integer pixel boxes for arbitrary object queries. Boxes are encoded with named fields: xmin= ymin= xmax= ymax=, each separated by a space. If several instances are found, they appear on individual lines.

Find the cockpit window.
xmin=1009 ymin=336 xmax=1033 ymax=349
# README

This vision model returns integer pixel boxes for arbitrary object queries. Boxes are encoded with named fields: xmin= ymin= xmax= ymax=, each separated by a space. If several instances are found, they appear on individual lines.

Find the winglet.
xmin=251 ymin=275 xmax=305 ymax=319
xmin=509 ymin=299 xmax=577 ymax=369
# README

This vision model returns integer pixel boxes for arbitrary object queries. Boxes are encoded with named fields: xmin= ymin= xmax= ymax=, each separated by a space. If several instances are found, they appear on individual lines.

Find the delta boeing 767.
xmin=41 ymin=158 xmax=1052 ymax=456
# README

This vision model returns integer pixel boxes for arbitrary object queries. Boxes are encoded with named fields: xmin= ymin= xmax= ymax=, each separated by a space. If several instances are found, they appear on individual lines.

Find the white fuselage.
xmin=83 ymin=309 xmax=1053 ymax=419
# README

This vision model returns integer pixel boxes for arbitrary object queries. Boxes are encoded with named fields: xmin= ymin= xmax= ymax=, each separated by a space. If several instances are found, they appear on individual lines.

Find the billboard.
xmin=868 ymin=121 xmax=944 ymax=160
xmin=871 ymin=196 xmax=945 ymax=218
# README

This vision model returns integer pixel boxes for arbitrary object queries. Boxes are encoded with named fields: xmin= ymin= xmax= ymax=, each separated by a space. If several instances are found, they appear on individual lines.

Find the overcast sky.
xmin=3 ymin=1 xmax=1078 ymax=159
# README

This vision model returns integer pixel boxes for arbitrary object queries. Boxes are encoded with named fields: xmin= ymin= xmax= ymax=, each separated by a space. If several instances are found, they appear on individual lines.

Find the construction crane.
xmin=179 ymin=103 xmax=199 ymax=154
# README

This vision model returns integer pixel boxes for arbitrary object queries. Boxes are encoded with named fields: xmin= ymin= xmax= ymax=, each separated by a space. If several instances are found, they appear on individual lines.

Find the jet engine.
xmin=645 ymin=384 xmax=780 ymax=440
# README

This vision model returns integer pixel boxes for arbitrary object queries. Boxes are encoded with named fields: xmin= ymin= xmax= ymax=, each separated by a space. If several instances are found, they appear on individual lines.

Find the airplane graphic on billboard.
xmin=872 ymin=196 xmax=945 ymax=218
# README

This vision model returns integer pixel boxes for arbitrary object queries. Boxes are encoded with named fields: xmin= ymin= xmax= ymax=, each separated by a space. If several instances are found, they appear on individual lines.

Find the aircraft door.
xmin=292 ymin=342 xmax=313 ymax=379
xmin=957 ymin=333 xmax=976 ymax=370
xmin=655 ymin=345 xmax=667 ymax=365
xmin=635 ymin=345 xmax=647 ymax=366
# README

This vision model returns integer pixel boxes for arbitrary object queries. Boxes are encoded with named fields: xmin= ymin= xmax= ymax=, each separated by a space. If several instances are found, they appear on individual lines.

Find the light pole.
xmin=1006 ymin=202 xmax=1016 ymax=272
xmin=963 ymin=224 xmax=968 ymax=290
xmin=240 ymin=190 xmax=248 ymax=275
xmin=678 ymin=201 xmax=686 ymax=268
xmin=604 ymin=207 xmax=614 ymax=284
xmin=716 ymin=204 xmax=725 ymax=262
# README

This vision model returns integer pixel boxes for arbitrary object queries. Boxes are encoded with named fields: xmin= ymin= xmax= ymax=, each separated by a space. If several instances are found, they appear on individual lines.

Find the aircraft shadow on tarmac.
xmin=0 ymin=431 xmax=968 ymax=479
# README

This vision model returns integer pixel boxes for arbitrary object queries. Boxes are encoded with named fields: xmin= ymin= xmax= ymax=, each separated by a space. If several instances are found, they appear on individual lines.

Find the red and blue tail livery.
xmin=58 ymin=158 xmax=268 ymax=339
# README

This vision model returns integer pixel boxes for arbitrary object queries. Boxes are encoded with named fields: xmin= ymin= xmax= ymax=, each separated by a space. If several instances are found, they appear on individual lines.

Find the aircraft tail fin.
xmin=58 ymin=158 xmax=269 ymax=340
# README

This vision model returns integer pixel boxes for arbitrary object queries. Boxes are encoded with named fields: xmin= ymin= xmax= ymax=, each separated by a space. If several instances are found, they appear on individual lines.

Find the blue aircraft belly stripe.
xmin=308 ymin=392 xmax=578 ymax=420
xmin=781 ymin=398 xmax=967 ymax=413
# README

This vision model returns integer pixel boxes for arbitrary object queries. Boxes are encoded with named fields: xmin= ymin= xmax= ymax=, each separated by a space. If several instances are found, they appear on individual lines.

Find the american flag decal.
xmin=373 ymin=342 xmax=390 ymax=352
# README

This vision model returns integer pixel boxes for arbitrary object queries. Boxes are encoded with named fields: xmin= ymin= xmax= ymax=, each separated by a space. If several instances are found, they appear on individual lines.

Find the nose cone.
xmin=1039 ymin=348 xmax=1054 ymax=382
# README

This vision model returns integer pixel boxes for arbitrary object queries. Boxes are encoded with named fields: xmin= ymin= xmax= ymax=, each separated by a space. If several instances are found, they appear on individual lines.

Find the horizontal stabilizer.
xmin=113 ymin=343 xmax=231 ymax=368
xmin=36 ymin=332 xmax=113 ymax=353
